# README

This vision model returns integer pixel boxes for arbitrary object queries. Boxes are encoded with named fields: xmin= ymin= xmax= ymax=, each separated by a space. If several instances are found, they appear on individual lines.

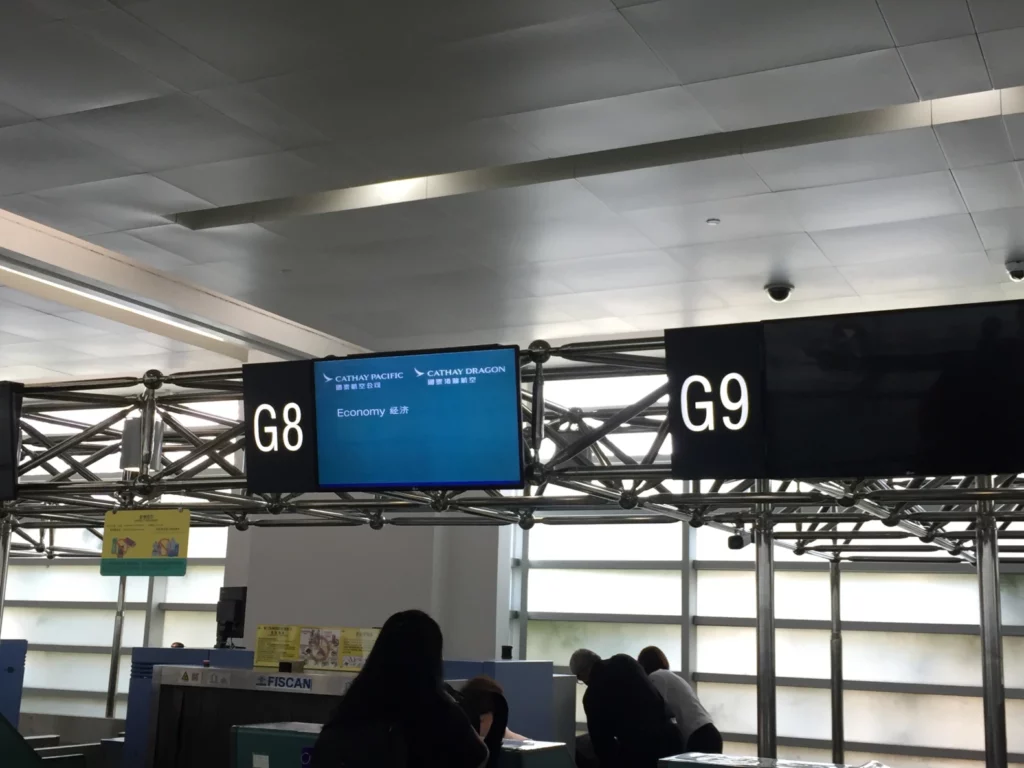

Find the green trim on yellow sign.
xmin=100 ymin=558 xmax=188 ymax=577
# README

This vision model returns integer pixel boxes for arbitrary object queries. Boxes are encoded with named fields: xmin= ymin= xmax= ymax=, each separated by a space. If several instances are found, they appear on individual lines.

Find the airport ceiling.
xmin=1 ymin=0 xmax=1024 ymax=364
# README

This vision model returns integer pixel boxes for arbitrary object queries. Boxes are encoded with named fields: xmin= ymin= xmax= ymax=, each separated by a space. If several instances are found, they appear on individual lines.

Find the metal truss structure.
xmin=0 ymin=335 xmax=1014 ymax=765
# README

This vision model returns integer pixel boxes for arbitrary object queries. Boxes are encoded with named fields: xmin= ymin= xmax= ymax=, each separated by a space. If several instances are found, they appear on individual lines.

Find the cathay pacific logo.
xmin=323 ymin=372 xmax=332 ymax=383
xmin=414 ymin=368 xmax=425 ymax=377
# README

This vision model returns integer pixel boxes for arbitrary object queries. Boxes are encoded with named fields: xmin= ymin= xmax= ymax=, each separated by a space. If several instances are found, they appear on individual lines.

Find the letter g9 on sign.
xmin=665 ymin=324 xmax=766 ymax=480
xmin=680 ymin=373 xmax=749 ymax=432
xmin=242 ymin=360 xmax=319 ymax=494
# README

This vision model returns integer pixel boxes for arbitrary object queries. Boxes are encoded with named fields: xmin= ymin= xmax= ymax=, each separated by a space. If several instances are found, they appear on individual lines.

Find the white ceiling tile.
xmin=501 ymin=87 xmax=720 ymax=157
xmin=579 ymin=156 xmax=769 ymax=212
xmin=84 ymin=231 xmax=197 ymax=271
xmin=838 ymin=251 xmax=1003 ymax=295
xmin=485 ymin=212 xmax=657 ymax=263
xmin=810 ymin=213 xmax=984 ymax=265
xmin=574 ymin=281 xmax=725 ymax=316
xmin=876 ymin=0 xmax=975 ymax=45
xmin=694 ymin=267 xmax=857 ymax=308
xmin=54 ymin=310 xmax=138 ymax=333
xmin=263 ymin=199 xmax=472 ymax=250
xmin=0 ymin=287 xmax=75 ymax=315
xmin=985 ymin=247 xmax=1023 ymax=269
xmin=744 ymin=127 xmax=948 ymax=191
xmin=0 ymin=122 xmax=137 ymax=196
xmin=73 ymin=338 xmax=186 ymax=357
xmin=124 ymin=0 xmax=347 ymax=82
xmin=69 ymin=7 xmax=234 ymax=92
xmin=434 ymin=12 xmax=677 ymax=119
xmin=253 ymin=67 xmax=448 ymax=141
xmin=0 ymin=21 xmax=175 ymax=119
xmin=0 ymin=364 xmax=71 ymax=381
xmin=286 ymin=238 xmax=499 ymax=285
xmin=858 ymin=283 xmax=1010 ymax=311
xmin=0 ymin=102 xmax=32 ymax=130
xmin=623 ymin=193 xmax=802 ymax=248
xmin=194 ymin=84 xmax=326 ymax=150
xmin=952 ymin=163 xmax=1024 ymax=211
xmin=168 ymin=260 xmax=274 ymax=297
xmin=431 ymin=180 xmax=611 ymax=228
xmin=0 ymin=1 xmax=57 ymax=24
xmin=978 ymin=27 xmax=1024 ymax=89
xmin=1005 ymin=114 xmax=1024 ymax=160
xmin=382 ymin=0 xmax=616 ymax=45
xmin=533 ymin=293 xmax=624 ymax=321
xmin=899 ymin=35 xmax=992 ymax=99
xmin=288 ymin=142 xmax=384 ymax=190
xmin=124 ymin=223 xmax=291 ymax=267
xmin=0 ymin=193 xmax=109 ymax=236
xmin=972 ymin=206 xmax=1024 ymax=250
xmin=0 ymin=307 xmax=107 ymax=340
xmin=325 ymin=118 xmax=546 ymax=183
xmin=0 ymin=340 xmax=91 ymax=365
xmin=623 ymin=0 xmax=892 ymax=84
xmin=967 ymin=0 xmax=1024 ymax=32
xmin=472 ymin=264 xmax=575 ymax=299
xmin=780 ymin=171 xmax=966 ymax=231
xmin=529 ymin=250 xmax=687 ymax=292
xmin=29 ymin=174 xmax=210 ymax=231
xmin=27 ymin=0 xmax=121 ymax=18
xmin=666 ymin=233 xmax=831 ymax=280
xmin=687 ymin=50 xmax=918 ymax=132
xmin=47 ymin=94 xmax=280 ymax=172
xmin=627 ymin=307 xmax=745 ymax=333
xmin=155 ymin=152 xmax=332 ymax=206
xmin=934 ymin=116 xmax=1016 ymax=168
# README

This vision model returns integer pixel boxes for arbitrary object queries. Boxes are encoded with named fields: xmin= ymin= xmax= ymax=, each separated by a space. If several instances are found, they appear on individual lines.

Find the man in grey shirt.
xmin=638 ymin=646 xmax=722 ymax=754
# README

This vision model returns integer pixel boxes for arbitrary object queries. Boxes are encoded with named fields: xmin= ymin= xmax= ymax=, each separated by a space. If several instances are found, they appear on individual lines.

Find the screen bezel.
xmin=312 ymin=343 xmax=526 ymax=492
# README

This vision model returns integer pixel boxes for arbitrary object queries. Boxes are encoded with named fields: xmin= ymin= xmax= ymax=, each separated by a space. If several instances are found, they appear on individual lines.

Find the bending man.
xmin=570 ymin=649 xmax=683 ymax=768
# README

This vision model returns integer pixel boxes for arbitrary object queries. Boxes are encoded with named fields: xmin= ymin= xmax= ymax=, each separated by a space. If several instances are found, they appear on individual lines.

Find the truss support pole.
xmin=531 ymin=360 xmax=545 ymax=461
xmin=755 ymin=477 xmax=777 ymax=759
xmin=830 ymin=558 xmax=845 ymax=764
xmin=0 ymin=516 xmax=11 ymax=637
xmin=976 ymin=475 xmax=1007 ymax=768
xmin=105 ymin=574 xmax=127 ymax=718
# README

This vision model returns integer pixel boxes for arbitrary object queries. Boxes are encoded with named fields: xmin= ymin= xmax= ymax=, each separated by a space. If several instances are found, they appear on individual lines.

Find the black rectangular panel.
xmin=0 ymin=383 xmax=22 ymax=501
xmin=242 ymin=360 xmax=318 ymax=494
xmin=764 ymin=300 xmax=1024 ymax=478
xmin=667 ymin=323 xmax=766 ymax=480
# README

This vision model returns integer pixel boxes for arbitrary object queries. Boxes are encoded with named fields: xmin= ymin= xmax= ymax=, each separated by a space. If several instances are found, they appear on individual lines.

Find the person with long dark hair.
xmin=636 ymin=646 xmax=721 ymax=754
xmin=312 ymin=610 xmax=487 ymax=768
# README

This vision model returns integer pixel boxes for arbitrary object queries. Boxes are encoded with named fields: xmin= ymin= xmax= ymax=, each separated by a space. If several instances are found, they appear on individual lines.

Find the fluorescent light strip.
xmin=0 ymin=263 xmax=226 ymax=342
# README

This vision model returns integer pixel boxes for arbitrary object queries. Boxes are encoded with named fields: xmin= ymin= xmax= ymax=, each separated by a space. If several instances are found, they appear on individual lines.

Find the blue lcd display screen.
xmin=313 ymin=346 xmax=523 ymax=490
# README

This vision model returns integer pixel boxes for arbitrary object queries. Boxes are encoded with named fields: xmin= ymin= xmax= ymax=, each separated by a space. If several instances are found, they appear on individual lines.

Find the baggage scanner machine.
xmin=144 ymin=664 xmax=576 ymax=768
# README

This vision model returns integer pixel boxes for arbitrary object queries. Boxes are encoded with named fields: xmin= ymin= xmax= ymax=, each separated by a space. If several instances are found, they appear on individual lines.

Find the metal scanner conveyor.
xmin=146 ymin=666 xmax=356 ymax=768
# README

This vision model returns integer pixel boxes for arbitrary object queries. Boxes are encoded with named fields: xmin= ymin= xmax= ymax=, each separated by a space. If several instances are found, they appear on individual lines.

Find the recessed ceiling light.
xmin=705 ymin=217 xmax=721 ymax=226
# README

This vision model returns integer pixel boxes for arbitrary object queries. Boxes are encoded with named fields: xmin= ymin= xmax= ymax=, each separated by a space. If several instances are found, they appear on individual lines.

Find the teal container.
xmin=232 ymin=722 xmax=321 ymax=768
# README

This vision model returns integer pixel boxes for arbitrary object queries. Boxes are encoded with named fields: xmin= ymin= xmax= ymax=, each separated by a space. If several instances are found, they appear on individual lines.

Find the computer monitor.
xmin=215 ymin=586 xmax=247 ymax=649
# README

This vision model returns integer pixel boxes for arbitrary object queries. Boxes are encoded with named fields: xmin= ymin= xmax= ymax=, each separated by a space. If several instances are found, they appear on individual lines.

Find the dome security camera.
xmin=764 ymin=282 xmax=794 ymax=303
xmin=1006 ymin=261 xmax=1024 ymax=283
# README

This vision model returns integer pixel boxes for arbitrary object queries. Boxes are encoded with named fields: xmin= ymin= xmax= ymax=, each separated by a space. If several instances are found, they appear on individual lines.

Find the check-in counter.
xmin=231 ymin=722 xmax=574 ymax=768
xmin=146 ymin=664 xmax=575 ymax=768
xmin=0 ymin=639 xmax=27 ymax=728
xmin=661 ymin=754 xmax=855 ymax=768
